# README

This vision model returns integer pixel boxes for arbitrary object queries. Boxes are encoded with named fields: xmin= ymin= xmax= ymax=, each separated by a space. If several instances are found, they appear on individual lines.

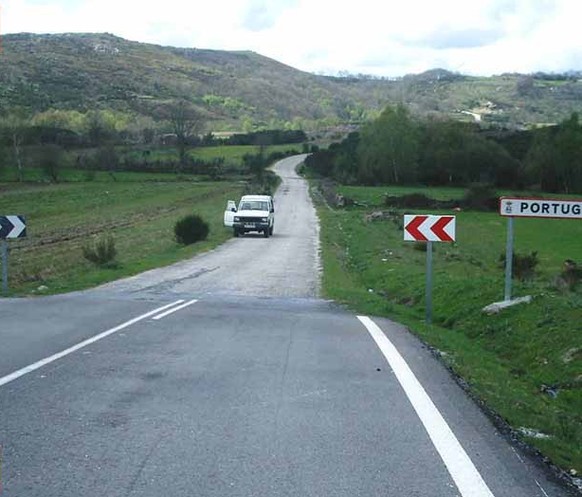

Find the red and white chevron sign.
xmin=404 ymin=215 xmax=456 ymax=242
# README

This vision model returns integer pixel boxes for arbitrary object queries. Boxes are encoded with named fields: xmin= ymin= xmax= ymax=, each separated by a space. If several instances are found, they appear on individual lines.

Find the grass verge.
xmin=313 ymin=183 xmax=582 ymax=478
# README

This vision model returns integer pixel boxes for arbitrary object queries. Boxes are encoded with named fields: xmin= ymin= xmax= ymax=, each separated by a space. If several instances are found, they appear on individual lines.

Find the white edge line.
xmin=0 ymin=300 xmax=185 ymax=388
xmin=534 ymin=480 xmax=550 ymax=497
xmin=357 ymin=315 xmax=495 ymax=497
xmin=152 ymin=299 xmax=198 ymax=320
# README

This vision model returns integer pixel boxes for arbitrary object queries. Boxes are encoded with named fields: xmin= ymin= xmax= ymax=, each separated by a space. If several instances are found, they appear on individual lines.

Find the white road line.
xmin=0 ymin=300 xmax=185 ymax=388
xmin=152 ymin=299 xmax=198 ymax=320
xmin=357 ymin=316 xmax=495 ymax=497
xmin=535 ymin=480 xmax=550 ymax=497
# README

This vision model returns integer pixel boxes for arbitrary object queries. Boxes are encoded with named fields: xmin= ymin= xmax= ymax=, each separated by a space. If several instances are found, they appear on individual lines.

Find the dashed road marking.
xmin=0 ymin=300 xmax=186 ymax=388
xmin=152 ymin=299 xmax=198 ymax=320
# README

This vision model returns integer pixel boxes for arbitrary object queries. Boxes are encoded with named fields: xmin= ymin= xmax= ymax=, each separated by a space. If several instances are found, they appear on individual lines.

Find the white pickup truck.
xmin=224 ymin=195 xmax=275 ymax=238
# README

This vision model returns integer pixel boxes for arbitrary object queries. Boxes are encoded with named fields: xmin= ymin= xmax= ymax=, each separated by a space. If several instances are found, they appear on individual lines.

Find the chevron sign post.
xmin=0 ymin=215 xmax=26 ymax=239
xmin=1 ymin=215 xmax=27 ymax=294
xmin=404 ymin=215 xmax=456 ymax=242
xmin=403 ymin=215 xmax=456 ymax=324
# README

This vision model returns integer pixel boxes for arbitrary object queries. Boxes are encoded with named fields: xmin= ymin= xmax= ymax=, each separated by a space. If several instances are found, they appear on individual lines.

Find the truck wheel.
xmin=263 ymin=229 xmax=269 ymax=238
xmin=269 ymin=226 xmax=274 ymax=236
xmin=233 ymin=229 xmax=239 ymax=237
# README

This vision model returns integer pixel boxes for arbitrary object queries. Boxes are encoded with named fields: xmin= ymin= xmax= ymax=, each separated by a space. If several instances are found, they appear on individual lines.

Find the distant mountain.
xmin=1 ymin=33 xmax=581 ymax=130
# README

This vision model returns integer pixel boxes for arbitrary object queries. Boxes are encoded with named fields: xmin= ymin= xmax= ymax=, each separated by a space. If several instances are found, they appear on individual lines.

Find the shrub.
xmin=462 ymin=184 xmax=498 ymax=211
xmin=384 ymin=193 xmax=434 ymax=209
xmin=499 ymin=251 xmax=539 ymax=281
xmin=174 ymin=215 xmax=209 ymax=245
xmin=244 ymin=171 xmax=279 ymax=197
xmin=554 ymin=259 xmax=581 ymax=292
xmin=82 ymin=235 xmax=117 ymax=267
xmin=41 ymin=144 xmax=66 ymax=182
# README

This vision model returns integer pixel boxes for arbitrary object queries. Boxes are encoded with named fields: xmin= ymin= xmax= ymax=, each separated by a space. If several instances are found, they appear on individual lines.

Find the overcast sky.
xmin=2 ymin=0 xmax=581 ymax=77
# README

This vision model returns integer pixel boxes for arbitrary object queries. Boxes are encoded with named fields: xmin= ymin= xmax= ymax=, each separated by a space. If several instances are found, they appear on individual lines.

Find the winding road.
xmin=95 ymin=154 xmax=320 ymax=299
xmin=0 ymin=156 xmax=576 ymax=497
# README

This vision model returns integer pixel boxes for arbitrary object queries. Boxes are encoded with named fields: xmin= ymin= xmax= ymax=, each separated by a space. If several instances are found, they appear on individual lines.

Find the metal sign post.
xmin=0 ymin=215 xmax=27 ymax=295
xmin=404 ymin=215 xmax=456 ymax=324
xmin=504 ymin=217 xmax=514 ymax=301
xmin=1 ymin=239 xmax=8 ymax=294
xmin=426 ymin=241 xmax=433 ymax=324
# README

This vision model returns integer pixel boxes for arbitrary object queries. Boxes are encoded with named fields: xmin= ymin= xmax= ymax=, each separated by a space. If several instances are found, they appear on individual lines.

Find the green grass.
xmin=0 ymin=168 xmax=203 ymax=183
xmin=314 ymin=184 xmax=582 ymax=474
xmin=338 ymin=185 xmax=467 ymax=206
xmin=123 ymin=144 xmax=303 ymax=166
xmin=337 ymin=184 xmax=582 ymax=208
xmin=0 ymin=179 xmax=243 ymax=294
xmin=0 ymin=144 xmax=304 ymax=183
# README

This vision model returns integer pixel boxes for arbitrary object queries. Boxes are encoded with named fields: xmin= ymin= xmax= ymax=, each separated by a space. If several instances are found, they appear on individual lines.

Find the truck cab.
xmin=224 ymin=195 xmax=275 ymax=238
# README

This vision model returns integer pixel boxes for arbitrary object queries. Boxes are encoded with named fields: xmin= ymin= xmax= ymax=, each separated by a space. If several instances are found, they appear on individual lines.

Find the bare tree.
xmin=167 ymin=100 xmax=203 ymax=171
xmin=3 ymin=113 xmax=27 ymax=182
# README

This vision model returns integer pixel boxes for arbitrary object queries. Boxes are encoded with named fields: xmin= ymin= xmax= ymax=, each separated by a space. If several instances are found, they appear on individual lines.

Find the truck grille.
xmin=238 ymin=216 xmax=264 ymax=223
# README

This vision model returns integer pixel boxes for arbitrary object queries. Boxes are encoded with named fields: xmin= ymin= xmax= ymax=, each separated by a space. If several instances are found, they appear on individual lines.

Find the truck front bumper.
xmin=233 ymin=221 xmax=269 ymax=232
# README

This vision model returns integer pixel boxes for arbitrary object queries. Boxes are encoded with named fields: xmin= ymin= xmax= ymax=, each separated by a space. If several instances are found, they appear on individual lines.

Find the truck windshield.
xmin=240 ymin=201 xmax=268 ymax=211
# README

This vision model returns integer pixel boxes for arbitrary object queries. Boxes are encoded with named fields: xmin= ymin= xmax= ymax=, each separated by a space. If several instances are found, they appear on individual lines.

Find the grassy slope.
xmin=315 ymin=184 xmax=582 ymax=475
xmin=0 ymin=179 xmax=243 ymax=294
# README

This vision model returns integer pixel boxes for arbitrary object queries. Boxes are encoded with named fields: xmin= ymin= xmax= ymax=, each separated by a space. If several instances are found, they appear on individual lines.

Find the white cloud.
xmin=2 ymin=0 xmax=581 ymax=76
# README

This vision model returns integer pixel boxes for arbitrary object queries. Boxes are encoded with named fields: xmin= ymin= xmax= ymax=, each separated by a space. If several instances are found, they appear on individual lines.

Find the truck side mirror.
xmin=231 ymin=207 xmax=237 ymax=212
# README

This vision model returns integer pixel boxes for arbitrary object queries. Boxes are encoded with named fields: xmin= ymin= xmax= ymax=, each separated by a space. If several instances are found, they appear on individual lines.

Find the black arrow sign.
xmin=0 ymin=215 xmax=27 ymax=239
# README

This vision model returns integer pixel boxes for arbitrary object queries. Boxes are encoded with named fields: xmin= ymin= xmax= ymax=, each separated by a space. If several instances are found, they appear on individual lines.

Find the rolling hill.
xmin=1 ymin=32 xmax=581 ymax=130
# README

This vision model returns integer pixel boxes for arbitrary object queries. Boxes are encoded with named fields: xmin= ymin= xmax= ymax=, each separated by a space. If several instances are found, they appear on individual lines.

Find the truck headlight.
xmin=234 ymin=216 xmax=240 ymax=222
xmin=261 ymin=217 xmax=268 ymax=222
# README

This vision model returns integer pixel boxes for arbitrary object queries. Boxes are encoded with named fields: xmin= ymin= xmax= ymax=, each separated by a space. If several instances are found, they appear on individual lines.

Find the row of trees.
xmin=306 ymin=105 xmax=582 ymax=194
xmin=0 ymin=102 xmax=202 ymax=147
xmin=0 ymin=101 xmax=204 ymax=179
xmin=0 ymin=99 xmax=311 ymax=181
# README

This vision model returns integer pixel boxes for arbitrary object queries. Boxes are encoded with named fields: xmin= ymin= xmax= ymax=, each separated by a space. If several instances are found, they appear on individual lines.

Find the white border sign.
xmin=499 ymin=197 xmax=582 ymax=220
xmin=403 ymin=215 xmax=456 ymax=242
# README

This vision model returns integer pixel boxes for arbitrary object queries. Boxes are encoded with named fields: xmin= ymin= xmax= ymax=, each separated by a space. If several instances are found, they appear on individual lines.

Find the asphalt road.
xmin=0 ymin=156 xmax=577 ymax=496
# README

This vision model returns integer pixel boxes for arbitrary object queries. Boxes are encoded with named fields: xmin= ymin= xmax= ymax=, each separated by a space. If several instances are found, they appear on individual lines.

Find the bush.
xmin=244 ymin=170 xmax=279 ymax=197
xmin=385 ymin=193 xmax=435 ymax=209
xmin=40 ymin=144 xmax=66 ymax=182
xmin=82 ymin=235 xmax=117 ymax=267
xmin=555 ymin=259 xmax=581 ymax=291
xmin=462 ymin=184 xmax=498 ymax=211
xmin=174 ymin=215 xmax=209 ymax=245
xmin=499 ymin=251 xmax=539 ymax=281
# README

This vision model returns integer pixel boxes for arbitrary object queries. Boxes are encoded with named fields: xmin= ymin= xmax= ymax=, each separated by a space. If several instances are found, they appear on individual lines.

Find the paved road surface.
xmin=0 ymin=156 xmax=577 ymax=497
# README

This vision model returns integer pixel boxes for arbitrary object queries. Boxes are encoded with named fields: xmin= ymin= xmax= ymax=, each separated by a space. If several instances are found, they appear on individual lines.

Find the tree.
xmin=357 ymin=104 xmax=420 ymax=185
xmin=525 ymin=113 xmax=582 ymax=193
xmin=553 ymin=112 xmax=582 ymax=193
xmin=2 ymin=113 xmax=28 ymax=182
xmin=85 ymin=110 xmax=115 ymax=147
xmin=0 ymin=142 xmax=6 ymax=174
xmin=418 ymin=120 xmax=520 ymax=187
xmin=37 ymin=144 xmax=66 ymax=182
xmin=332 ymin=132 xmax=360 ymax=184
xmin=166 ymin=100 xmax=203 ymax=171
xmin=525 ymin=128 xmax=556 ymax=191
